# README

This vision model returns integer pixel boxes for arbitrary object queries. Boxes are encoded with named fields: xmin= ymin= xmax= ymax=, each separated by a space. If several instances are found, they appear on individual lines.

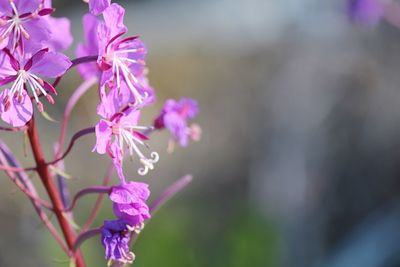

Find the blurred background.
xmin=3 ymin=0 xmax=400 ymax=266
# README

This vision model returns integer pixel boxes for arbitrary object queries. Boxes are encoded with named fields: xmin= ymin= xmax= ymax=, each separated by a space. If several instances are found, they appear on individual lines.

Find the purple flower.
xmin=94 ymin=86 xmax=159 ymax=177
xmin=0 ymin=47 xmax=71 ymax=125
xmin=101 ymin=219 xmax=135 ymax=266
xmin=348 ymin=0 xmax=384 ymax=25
xmin=109 ymin=181 xmax=151 ymax=227
xmin=97 ymin=4 xmax=149 ymax=107
xmin=155 ymin=97 xmax=201 ymax=147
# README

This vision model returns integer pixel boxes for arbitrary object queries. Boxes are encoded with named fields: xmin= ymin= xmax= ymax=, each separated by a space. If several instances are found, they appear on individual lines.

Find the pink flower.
xmin=0 ymin=47 xmax=71 ymax=125
xmin=97 ymin=4 xmax=149 ymax=107
xmin=94 ymin=86 xmax=159 ymax=177
xmin=155 ymin=98 xmax=201 ymax=147
xmin=109 ymin=181 xmax=151 ymax=227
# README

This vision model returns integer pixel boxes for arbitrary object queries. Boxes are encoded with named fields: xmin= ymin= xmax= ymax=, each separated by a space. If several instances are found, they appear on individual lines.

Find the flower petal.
xmin=30 ymin=51 xmax=72 ymax=78
xmin=0 ymin=89 xmax=32 ymax=127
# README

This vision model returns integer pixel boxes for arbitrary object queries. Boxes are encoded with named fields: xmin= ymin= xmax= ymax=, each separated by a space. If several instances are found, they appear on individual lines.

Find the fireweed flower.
xmin=155 ymin=97 xmax=201 ymax=147
xmin=102 ymin=219 xmax=135 ymax=266
xmin=109 ymin=181 xmax=150 ymax=227
xmin=0 ymin=47 xmax=71 ymax=125
xmin=97 ymin=4 xmax=148 ymax=106
xmin=348 ymin=0 xmax=385 ymax=25
xmin=94 ymin=85 xmax=159 ymax=176
xmin=0 ymin=0 xmax=56 ymax=50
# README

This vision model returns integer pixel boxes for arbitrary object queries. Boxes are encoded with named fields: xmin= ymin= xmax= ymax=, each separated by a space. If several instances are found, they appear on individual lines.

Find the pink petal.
xmin=93 ymin=119 xmax=112 ymax=154
xmin=30 ymin=51 xmax=72 ymax=78
xmin=0 ymin=89 xmax=33 ymax=127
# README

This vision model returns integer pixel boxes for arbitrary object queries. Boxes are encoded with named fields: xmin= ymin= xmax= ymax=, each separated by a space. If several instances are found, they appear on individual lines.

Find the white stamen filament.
xmin=10 ymin=70 xmax=47 ymax=103
xmin=114 ymin=124 xmax=159 ymax=176
xmin=112 ymin=55 xmax=146 ymax=106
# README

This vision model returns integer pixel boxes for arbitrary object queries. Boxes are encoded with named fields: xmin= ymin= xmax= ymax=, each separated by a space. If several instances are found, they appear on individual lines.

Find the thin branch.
xmin=149 ymin=175 xmax=193 ymax=214
xmin=55 ymin=76 xmax=98 ymax=160
xmin=81 ymin=164 xmax=114 ymax=232
xmin=73 ymin=228 xmax=102 ymax=252
xmin=46 ymin=127 xmax=95 ymax=166
xmin=53 ymin=56 xmax=98 ymax=88
xmin=0 ymin=142 xmax=68 ymax=253
xmin=65 ymin=186 xmax=110 ymax=212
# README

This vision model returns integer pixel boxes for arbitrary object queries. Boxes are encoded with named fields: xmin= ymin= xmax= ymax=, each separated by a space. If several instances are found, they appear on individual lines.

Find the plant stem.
xmin=27 ymin=117 xmax=86 ymax=267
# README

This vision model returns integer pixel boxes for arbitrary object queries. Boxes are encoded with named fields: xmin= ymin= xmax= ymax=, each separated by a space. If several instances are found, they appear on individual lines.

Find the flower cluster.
xmin=0 ymin=0 xmax=199 ymax=266
xmin=0 ymin=0 xmax=72 ymax=126
xmin=76 ymin=1 xmax=200 ymax=266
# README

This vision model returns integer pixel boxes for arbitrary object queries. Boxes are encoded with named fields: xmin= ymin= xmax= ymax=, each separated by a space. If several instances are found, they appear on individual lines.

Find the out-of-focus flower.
xmin=348 ymin=0 xmax=385 ymax=25
xmin=109 ymin=181 xmax=150 ymax=227
xmin=155 ymin=97 xmax=201 ymax=148
xmin=101 ymin=219 xmax=135 ymax=266
xmin=0 ymin=47 xmax=71 ymax=125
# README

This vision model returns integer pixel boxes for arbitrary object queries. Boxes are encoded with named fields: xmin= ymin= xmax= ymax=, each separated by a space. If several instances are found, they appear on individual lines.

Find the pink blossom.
xmin=0 ymin=47 xmax=71 ymax=125
xmin=97 ymin=4 xmax=149 ymax=107
xmin=94 ymin=86 xmax=159 ymax=177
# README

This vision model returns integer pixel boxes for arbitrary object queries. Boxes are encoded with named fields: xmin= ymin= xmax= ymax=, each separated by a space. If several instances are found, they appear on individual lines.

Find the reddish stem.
xmin=27 ymin=117 xmax=86 ymax=267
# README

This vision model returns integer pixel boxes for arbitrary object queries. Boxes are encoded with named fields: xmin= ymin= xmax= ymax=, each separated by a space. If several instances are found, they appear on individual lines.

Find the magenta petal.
xmin=15 ymin=0 xmax=41 ymax=14
xmin=102 ymin=3 xmax=127 ymax=37
xmin=44 ymin=17 xmax=73 ymax=51
xmin=0 ymin=89 xmax=33 ymax=127
xmin=89 ymin=0 xmax=111 ymax=15
xmin=30 ymin=51 xmax=72 ymax=78
xmin=93 ymin=119 xmax=112 ymax=154
xmin=110 ymin=187 xmax=141 ymax=204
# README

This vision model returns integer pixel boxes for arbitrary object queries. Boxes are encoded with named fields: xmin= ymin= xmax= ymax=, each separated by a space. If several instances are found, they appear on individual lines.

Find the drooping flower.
xmin=101 ymin=219 xmax=135 ymax=267
xmin=154 ymin=97 xmax=201 ymax=148
xmin=97 ymin=4 xmax=149 ymax=107
xmin=109 ymin=181 xmax=151 ymax=227
xmin=0 ymin=47 xmax=71 ymax=125
xmin=94 ymin=84 xmax=159 ymax=176
xmin=348 ymin=0 xmax=384 ymax=25
xmin=0 ymin=0 xmax=55 ymax=50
